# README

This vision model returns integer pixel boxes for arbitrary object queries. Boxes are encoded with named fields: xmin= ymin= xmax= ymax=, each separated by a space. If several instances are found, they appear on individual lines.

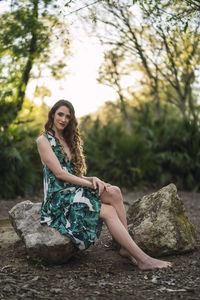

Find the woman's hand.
xmin=91 ymin=177 xmax=111 ymax=196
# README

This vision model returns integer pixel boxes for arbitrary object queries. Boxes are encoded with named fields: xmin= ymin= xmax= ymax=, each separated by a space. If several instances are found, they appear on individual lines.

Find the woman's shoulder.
xmin=36 ymin=136 xmax=47 ymax=152
xmin=36 ymin=134 xmax=46 ymax=144
xmin=37 ymin=132 xmax=57 ymax=147
xmin=36 ymin=133 xmax=51 ymax=146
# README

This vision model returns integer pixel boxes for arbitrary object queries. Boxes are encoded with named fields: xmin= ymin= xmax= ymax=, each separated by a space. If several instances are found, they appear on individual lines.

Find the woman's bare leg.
xmin=101 ymin=186 xmax=128 ymax=228
xmin=100 ymin=186 xmax=137 ymax=264
xmin=100 ymin=203 xmax=173 ymax=270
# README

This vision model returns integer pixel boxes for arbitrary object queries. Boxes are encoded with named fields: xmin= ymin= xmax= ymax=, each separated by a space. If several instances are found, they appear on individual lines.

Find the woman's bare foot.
xmin=119 ymin=248 xmax=138 ymax=265
xmin=137 ymin=256 xmax=173 ymax=271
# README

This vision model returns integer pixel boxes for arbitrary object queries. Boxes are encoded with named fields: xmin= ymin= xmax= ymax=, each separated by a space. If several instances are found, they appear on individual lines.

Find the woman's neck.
xmin=52 ymin=127 xmax=64 ymax=140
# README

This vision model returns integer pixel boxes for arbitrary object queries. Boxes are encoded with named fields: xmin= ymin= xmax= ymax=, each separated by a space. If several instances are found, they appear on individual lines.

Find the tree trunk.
xmin=16 ymin=0 xmax=39 ymax=113
xmin=118 ymin=92 xmax=131 ymax=134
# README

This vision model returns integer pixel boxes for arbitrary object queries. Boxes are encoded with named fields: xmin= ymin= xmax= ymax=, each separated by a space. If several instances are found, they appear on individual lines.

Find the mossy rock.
xmin=127 ymin=184 xmax=197 ymax=256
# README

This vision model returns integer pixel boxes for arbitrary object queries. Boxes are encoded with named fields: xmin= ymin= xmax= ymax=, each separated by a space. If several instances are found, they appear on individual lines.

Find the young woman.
xmin=36 ymin=99 xmax=173 ymax=270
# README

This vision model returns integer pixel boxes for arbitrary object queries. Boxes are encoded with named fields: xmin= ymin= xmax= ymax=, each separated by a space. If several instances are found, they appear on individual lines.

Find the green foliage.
xmin=31 ymin=256 xmax=45 ymax=266
xmin=1 ymin=0 xmax=200 ymax=198
xmin=81 ymin=101 xmax=200 ymax=192
xmin=0 ymin=99 xmax=49 ymax=198
xmin=82 ymin=118 xmax=153 ymax=189
xmin=150 ymin=119 xmax=200 ymax=191
xmin=0 ymin=125 xmax=42 ymax=198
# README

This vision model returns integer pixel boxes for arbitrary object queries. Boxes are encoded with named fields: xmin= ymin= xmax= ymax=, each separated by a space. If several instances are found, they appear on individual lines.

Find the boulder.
xmin=127 ymin=184 xmax=197 ymax=256
xmin=9 ymin=200 xmax=78 ymax=263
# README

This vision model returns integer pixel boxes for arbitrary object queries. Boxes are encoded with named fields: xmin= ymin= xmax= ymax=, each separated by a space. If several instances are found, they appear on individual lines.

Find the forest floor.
xmin=0 ymin=190 xmax=200 ymax=300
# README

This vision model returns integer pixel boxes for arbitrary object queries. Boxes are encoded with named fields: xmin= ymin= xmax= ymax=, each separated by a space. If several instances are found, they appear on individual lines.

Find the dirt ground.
xmin=0 ymin=190 xmax=200 ymax=300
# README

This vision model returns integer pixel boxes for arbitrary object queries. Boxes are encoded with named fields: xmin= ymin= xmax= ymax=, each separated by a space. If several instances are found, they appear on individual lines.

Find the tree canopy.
xmin=0 ymin=0 xmax=70 ymax=128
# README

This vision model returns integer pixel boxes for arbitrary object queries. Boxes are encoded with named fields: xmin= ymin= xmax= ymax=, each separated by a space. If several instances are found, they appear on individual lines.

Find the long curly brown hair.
xmin=44 ymin=99 xmax=87 ymax=176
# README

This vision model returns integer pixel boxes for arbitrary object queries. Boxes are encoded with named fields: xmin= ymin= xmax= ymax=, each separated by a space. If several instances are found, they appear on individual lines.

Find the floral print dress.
xmin=40 ymin=133 xmax=103 ymax=250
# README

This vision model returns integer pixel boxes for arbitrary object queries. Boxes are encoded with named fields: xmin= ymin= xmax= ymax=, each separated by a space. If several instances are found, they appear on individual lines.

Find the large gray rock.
xmin=9 ymin=200 xmax=78 ymax=263
xmin=127 ymin=184 xmax=197 ymax=256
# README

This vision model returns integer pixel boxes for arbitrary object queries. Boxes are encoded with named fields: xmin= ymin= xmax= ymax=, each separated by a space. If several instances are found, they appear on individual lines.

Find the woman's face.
xmin=52 ymin=105 xmax=71 ymax=132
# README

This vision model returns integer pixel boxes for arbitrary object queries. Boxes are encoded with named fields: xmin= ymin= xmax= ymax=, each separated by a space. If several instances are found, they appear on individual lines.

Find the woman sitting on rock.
xmin=36 ymin=99 xmax=173 ymax=270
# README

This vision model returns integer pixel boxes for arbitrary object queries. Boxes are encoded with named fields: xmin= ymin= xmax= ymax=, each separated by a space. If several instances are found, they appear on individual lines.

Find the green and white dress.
xmin=41 ymin=132 xmax=103 ymax=250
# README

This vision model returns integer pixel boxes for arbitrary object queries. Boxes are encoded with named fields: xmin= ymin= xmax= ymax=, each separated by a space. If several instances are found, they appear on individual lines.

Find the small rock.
xmin=50 ymin=288 xmax=62 ymax=293
xmin=31 ymin=276 xmax=39 ymax=281
xmin=151 ymin=276 xmax=158 ymax=283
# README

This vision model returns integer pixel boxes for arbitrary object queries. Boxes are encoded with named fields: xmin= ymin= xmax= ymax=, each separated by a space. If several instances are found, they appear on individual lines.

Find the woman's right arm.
xmin=36 ymin=135 xmax=93 ymax=188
